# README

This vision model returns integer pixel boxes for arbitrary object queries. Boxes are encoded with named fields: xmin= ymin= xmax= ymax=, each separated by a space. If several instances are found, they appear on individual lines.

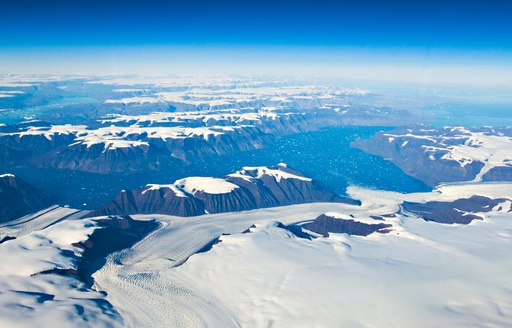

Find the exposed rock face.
xmin=402 ymin=195 xmax=512 ymax=224
xmin=102 ymin=186 xmax=207 ymax=217
xmin=71 ymin=216 xmax=159 ymax=286
xmin=0 ymin=101 xmax=414 ymax=175
xmin=302 ymin=213 xmax=392 ymax=237
xmin=93 ymin=164 xmax=359 ymax=217
xmin=482 ymin=166 xmax=512 ymax=182
xmin=0 ymin=122 xmax=274 ymax=174
xmin=0 ymin=174 xmax=54 ymax=223
xmin=353 ymin=126 xmax=512 ymax=186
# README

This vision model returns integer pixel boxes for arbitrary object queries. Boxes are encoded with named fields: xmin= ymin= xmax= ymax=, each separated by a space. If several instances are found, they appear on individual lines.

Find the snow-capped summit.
xmin=93 ymin=164 xmax=358 ymax=217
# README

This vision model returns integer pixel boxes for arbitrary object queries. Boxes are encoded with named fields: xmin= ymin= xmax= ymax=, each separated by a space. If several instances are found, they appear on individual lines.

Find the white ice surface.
xmin=1 ymin=124 xmax=244 ymax=151
xmin=143 ymin=184 xmax=188 ymax=197
xmin=0 ymin=205 xmax=90 ymax=240
xmin=174 ymin=177 xmax=240 ymax=195
xmin=104 ymin=96 xmax=162 ymax=104
xmin=230 ymin=165 xmax=312 ymax=182
xmin=0 ymin=207 xmax=122 ymax=328
xmin=92 ymin=183 xmax=512 ymax=327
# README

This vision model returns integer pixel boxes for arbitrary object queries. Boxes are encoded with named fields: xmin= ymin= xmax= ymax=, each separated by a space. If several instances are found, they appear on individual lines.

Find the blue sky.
xmin=1 ymin=0 xmax=511 ymax=84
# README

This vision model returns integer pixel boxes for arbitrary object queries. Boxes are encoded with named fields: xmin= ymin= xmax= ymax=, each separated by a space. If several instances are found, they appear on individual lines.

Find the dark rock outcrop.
xmin=35 ymin=215 xmax=158 ymax=286
xmin=402 ymin=195 xmax=512 ymax=224
xmin=302 ymin=214 xmax=392 ymax=237
xmin=73 ymin=216 xmax=159 ymax=286
xmin=99 ymin=186 xmax=206 ymax=217
xmin=0 ymin=174 xmax=54 ymax=223
xmin=93 ymin=164 xmax=360 ymax=217
xmin=482 ymin=166 xmax=512 ymax=182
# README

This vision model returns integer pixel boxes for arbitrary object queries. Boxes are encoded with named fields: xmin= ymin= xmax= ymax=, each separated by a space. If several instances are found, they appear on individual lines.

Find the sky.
xmin=1 ymin=0 xmax=511 ymax=85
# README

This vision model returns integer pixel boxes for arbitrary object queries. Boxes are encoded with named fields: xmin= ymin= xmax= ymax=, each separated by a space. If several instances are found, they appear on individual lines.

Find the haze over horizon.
xmin=1 ymin=0 xmax=511 ymax=86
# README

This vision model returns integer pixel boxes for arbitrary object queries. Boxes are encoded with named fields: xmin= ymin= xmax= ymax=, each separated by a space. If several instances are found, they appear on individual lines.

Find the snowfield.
xmin=174 ymin=177 xmax=240 ymax=195
xmin=95 ymin=77 xmax=369 ymax=111
xmin=1 ymin=179 xmax=511 ymax=327
xmin=92 ymin=182 xmax=512 ymax=327
xmin=0 ymin=207 xmax=123 ymax=328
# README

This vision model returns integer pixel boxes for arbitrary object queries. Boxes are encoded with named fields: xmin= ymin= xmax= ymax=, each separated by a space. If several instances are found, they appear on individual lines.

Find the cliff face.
xmin=0 ymin=102 xmax=411 ymax=175
xmin=353 ymin=135 xmax=484 ymax=186
xmin=0 ymin=174 xmax=54 ymax=223
xmin=353 ymin=126 xmax=512 ymax=186
xmin=0 ymin=124 xmax=274 ymax=174
xmin=93 ymin=164 xmax=359 ymax=217
xmin=96 ymin=186 xmax=207 ymax=217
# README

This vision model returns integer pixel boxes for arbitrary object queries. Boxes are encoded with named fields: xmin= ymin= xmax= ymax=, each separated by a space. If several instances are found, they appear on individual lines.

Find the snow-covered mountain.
xmin=2 ymin=181 xmax=510 ymax=327
xmin=0 ymin=100 xmax=410 ymax=174
xmin=93 ymin=164 xmax=358 ymax=216
xmin=353 ymin=126 xmax=512 ymax=186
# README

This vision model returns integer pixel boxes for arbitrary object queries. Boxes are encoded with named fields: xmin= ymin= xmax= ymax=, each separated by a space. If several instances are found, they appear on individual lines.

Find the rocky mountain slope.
xmin=93 ymin=164 xmax=359 ymax=216
xmin=353 ymin=126 xmax=512 ymax=186
xmin=0 ymin=174 xmax=54 ymax=223
xmin=0 ymin=82 xmax=413 ymax=175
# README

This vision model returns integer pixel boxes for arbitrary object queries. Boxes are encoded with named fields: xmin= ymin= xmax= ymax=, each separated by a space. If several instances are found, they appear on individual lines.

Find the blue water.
xmin=197 ymin=126 xmax=431 ymax=196
xmin=10 ymin=126 xmax=430 ymax=209
xmin=0 ymin=94 xmax=97 ymax=124
xmin=422 ymin=102 xmax=512 ymax=127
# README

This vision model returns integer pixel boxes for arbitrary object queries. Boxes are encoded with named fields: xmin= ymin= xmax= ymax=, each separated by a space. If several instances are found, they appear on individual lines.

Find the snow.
xmin=143 ymin=184 xmax=188 ymax=198
xmin=2 ymin=124 xmax=242 ymax=151
xmin=0 ymin=91 xmax=25 ymax=98
xmin=71 ymin=135 xmax=150 ymax=150
xmin=174 ymin=177 xmax=239 ymax=195
xmin=2 ymin=182 xmax=504 ymax=327
xmin=89 ymin=76 xmax=369 ymax=112
xmin=13 ymin=124 xmax=88 ymax=140
xmin=100 ymin=109 xmax=283 ymax=127
xmin=0 ymin=206 xmax=89 ymax=240
xmin=440 ymin=133 xmax=512 ymax=181
xmin=384 ymin=132 xmax=437 ymax=142
xmin=0 ymin=207 xmax=122 ymax=327
xmin=230 ymin=165 xmax=312 ymax=182
xmin=142 ymin=165 xmax=307 ymax=197
xmin=104 ymin=97 xmax=161 ymax=104
xmin=91 ymin=182 xmax=512 ymax=327
xmin=385 ymin=127 xmax=512 ymax=182
xmin=0 ymin=222 xmax=92 ymax=276
xmin=322 ymin=211 xmax=388 ymax=225
xmin=172 ymin=212 xmax=512 ymax=327
xmin=112 ymin=88 xmax=145 ymax=92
